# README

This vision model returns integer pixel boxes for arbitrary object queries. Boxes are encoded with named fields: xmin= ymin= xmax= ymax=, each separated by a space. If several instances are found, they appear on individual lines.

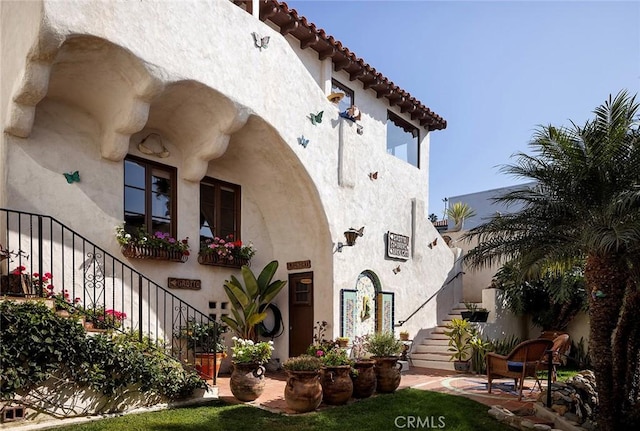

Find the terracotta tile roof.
xmin=234 ymin=0 xmax=447 ymax=131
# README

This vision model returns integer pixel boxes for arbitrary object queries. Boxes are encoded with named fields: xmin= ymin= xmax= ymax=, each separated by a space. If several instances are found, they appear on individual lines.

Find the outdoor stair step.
xmin=410 ymin=358 xmax=455 ymax=371
xmin=414 ymin=344 xmax=450 ymax=354
xmin=417 ymin=338 xmax=448 ymax=346
xmin=410 ymin=352 xmax=451 ymax=361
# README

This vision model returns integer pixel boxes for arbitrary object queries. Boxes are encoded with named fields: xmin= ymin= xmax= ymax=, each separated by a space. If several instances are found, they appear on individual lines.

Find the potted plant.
xmin=283 ymin=355 xmax=323 ymax=412
xmin=444 ymin=317 xmax=472 ymax=372
xmin=349 ymin=334 xmax=376 ymax=398
xmin=399 ymin=330 xmax=410 ymax=341
xmin=319 ymin=348 xmax=353 ymax=405
xmin=446 ymin=201 xmax=476 ymax=231
xmin=115 ymin=225 xmax=190 ymax=262
xmin=198 ymin=234 xmax=256 ymax=268
xmin=82 ymin=305 xmax=127 ymax=331
xmin=228 ymin=337 xmax=274 ymax=401
xmin=461 ymin=302 xmax=489 ymax=322
xmin=368 ymin=331 xmax=403 ymax=393
xmin=181 ymin=320 xmax=227 ymax=380
xmin=221 ymin=260 xmax=286 ymax=340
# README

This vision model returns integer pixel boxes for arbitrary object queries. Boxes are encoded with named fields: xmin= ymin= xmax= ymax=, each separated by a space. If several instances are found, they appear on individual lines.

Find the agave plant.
xmin=221 ymin=260 xmax=286 ymax=340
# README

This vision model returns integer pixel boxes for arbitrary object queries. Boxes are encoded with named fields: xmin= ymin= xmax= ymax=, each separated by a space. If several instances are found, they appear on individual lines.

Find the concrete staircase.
xmin=410 ymin=302 xmax=479 ymax=371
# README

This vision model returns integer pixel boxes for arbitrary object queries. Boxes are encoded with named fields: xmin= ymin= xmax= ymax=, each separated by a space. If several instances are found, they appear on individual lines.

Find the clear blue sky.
xmin=286 ymin=0 xmax=640 ymax=217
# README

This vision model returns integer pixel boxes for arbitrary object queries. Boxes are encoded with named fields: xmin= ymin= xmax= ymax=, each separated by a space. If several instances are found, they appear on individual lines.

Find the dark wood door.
xmin=289 ymin=272 xmax=314 ymax=357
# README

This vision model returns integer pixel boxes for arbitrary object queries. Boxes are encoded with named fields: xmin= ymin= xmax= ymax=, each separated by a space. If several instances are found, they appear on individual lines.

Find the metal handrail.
xmin=395 ymin=270 xmax=464 ymax=327
xmin=0 ymin=208 xmax=220 ymax=384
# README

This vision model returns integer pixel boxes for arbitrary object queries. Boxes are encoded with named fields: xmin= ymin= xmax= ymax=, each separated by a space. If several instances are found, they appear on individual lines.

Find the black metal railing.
xmin=0 ymin=208 xmax=220 ymax=384
xmin=395 ymin=270 xmax=464 ymax=327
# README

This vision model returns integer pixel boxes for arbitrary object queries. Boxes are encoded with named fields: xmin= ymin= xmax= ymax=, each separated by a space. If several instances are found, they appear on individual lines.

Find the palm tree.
xmin=464 ymin=91 xmax=640 ymax=431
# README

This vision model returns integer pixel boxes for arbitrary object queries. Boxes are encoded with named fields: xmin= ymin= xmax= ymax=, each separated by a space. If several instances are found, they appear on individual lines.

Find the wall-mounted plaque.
xmin=287 ymin=260 xmax=311 ymax=270
xmin=387 ymin=231 xmax=410 ymax=260
xmin=168 ymin=277 xmax=201 ymax=290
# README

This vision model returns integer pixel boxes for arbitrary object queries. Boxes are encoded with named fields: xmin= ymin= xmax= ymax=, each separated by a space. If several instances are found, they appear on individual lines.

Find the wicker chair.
xmin=486 ymin=338 xmax=554 ymax=401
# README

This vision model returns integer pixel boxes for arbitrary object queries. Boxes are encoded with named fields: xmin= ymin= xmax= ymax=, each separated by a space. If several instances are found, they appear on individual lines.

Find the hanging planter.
xmin=121 ymin=244 xmax=188 ymax=263
xmin=197 ymin=253 xmax=250 ymax=269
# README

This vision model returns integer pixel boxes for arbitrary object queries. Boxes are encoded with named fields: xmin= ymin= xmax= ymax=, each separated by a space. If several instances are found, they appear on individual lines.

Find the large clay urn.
xmin=351 ymin=359 xmax=376 ymax=398
xmin=284 ymin=370 xmax=323 ymax=413
xmin=320 ymin=365 xmax=353 ymax=405
xmin=230 ymin=362 xmax=265 ymax=401
xmin=372 ymin=356 xmax=402 ymax=393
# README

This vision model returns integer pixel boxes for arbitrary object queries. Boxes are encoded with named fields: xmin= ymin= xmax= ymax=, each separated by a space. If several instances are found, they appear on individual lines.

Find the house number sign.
xmin=387 ymin=231 xmax=410 ymax=260
xmin=168 ymin=277 xmax=201 ymax=290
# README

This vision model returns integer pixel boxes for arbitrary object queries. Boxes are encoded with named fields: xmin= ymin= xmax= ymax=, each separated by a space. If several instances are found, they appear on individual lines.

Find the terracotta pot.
xmin=320 ymin=365 xmax=353 ymax=405
xmin=230 ymin=362 xmax=265 ymax=402
xmin=454 ymin=360 xmax=471 ymax=373
xmin=284 ymin=370 xmax=322 ymax=413
xmin=195 ymin=352 xmax=226 ymax=380
xmin=372 ymin=356 xmax=402 ymax=393
xmin=351 ymin=359 xmax=376 ymax=398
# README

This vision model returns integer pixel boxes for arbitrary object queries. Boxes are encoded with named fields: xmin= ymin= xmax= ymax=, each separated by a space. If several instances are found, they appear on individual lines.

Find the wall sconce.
xmin=137 ymin=133 xmax=170 ymax=158
xmin=336 ymin=226 xmax=365 ymax=252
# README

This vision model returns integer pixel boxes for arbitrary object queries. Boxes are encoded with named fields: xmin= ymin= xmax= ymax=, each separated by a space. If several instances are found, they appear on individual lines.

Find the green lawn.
xmin=58 ymin=388 xmax=510 ymax=431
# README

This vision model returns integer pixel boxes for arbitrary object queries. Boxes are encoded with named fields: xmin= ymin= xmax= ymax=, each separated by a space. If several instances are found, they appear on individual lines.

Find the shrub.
xmin=367 ymin=331 xmax=403 ymax=357
xmin=0 ymin=301 xmax=204 ymax=401
xmin=283 ymin=355 xmax=323 ymax=372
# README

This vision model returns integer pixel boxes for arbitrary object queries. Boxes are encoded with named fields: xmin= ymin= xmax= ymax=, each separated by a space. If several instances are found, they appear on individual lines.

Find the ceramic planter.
xmin=351 ymin=359 xmax=376 ymax=398
xmin=320 ymin=365 xmax=353 ymax=405
xmin=284 ymin=370 xmax=322 ymax=413
xmin=230 ymin=362 xmax=265 ymax=401
xmin=372 ymin=356 xmax=402 ymax=393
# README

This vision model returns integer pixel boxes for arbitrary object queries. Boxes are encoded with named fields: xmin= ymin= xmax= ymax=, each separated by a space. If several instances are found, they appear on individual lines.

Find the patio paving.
xmin=213 ymin=366 xmax=544 ymax=415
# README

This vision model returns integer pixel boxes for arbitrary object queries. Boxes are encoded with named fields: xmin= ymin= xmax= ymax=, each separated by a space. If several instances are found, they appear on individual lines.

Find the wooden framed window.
xmin=200 ymin=177 xmax=241 ymax=242
xmin=332 ymin=79 xmax=354 ymax=113
xmin=124 ymin=155 xmax=177 ymax=236
xmin=386 ymin=111 xmax=420 ymax=168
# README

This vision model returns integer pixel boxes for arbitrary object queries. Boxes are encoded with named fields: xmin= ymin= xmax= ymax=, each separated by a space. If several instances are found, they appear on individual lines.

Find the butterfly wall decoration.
xmin=298 ymin=135 xmax=309 ymax=148
xmin=392 ymin=265 xmax=401 ymax=274
xmin=428 ymin=238 xmax=438 ymax=248
xmin=252 ymin=32 xmax=270 ymax=50
xmin=63 ymin=171 xmax=80 ymax=184
xmin=310 ymin=111 xmax=323 ymax=125
xmin=369 ymin=171 xmax=378 ymax=181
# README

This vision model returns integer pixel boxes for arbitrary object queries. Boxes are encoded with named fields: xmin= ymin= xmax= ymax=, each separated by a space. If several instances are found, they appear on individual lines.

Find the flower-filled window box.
xmin=116 ymin=225 xmax=190 ymax=263
xmin=198 ymin=235 xmax=255 ymax=269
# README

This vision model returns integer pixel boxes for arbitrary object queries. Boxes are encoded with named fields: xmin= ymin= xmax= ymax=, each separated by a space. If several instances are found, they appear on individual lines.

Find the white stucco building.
xmin=1 ymin=0 xmax=459 ymax=365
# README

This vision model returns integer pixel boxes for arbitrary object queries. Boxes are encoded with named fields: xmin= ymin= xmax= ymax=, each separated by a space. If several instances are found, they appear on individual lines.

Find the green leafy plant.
xmin=221 ymin=260 xmax=286 ymax=340
xmin=83 ymin=305 xmax=127 ymax=329
xmin=115 ymin=224 xmax=190 ymax=254
xmin=320 ymin=348 xmax=353 ymax=367
xmin=177 ymin=320 xmax=227 ymax=353
xmin=443 ymin=318 xmax=472 ymax=362
xmin=230 ymin=337 xmax=274 ymax=365
xmin=199 ymin=234 xmax=256 ymax=260
xmin=283 ymin=355 xmax=323 ymax=372
xmin=446 ymin=202 xmax=476 ymax=229
xmin=0 ymin=301 xmax=204 ymax=401
xmin=367 ymin=331 xmax=403 ymax=357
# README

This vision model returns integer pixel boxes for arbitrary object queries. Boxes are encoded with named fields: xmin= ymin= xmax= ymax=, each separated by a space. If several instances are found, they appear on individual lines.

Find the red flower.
xmin=183 ymin=250 xmax=190 ymax=256
xmin=33 ymin=272 xmax=40 ymax=278
xmin=44 ymin=272 xmax=53 ymax=279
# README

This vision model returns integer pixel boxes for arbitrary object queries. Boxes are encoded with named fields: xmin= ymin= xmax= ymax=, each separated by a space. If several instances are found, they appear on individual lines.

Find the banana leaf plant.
xmin=221 ymin=260 xmax=286 ymax=340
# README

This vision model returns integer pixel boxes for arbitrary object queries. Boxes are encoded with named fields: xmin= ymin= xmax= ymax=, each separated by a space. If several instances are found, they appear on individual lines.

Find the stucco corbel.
xmin=182 ymin=133 xmax=231 ymax=182
xmin=101 ymin=98 xmax=152 ymax=161
xmin=4 ymin=61 xmax=52 ymax=138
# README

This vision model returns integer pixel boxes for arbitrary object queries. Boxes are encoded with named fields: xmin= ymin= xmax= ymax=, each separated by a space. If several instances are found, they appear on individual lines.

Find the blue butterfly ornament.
xmin=63 ymin=171 xmax=80 ymax=184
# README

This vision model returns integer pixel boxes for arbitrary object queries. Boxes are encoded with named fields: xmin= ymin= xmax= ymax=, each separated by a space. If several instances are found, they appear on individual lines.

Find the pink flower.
xmin=316 ymin=350 xmax=324 ymax=357
xmin=74 ymin=297 xmax=81 ymax=303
